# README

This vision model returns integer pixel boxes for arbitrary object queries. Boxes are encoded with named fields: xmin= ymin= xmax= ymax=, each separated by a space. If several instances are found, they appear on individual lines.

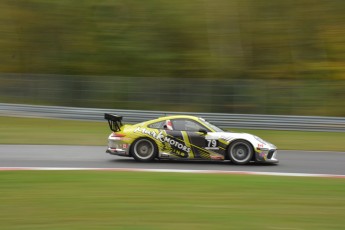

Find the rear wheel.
xmin=131 ymin=138 xmax=157 ymax=162
xmin=228 ymin=140 xmax=253 ymax=165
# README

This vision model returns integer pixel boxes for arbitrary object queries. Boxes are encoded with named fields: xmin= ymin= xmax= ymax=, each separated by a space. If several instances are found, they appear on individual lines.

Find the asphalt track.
xmin=0 ymin=145 xmax=345 ymax=176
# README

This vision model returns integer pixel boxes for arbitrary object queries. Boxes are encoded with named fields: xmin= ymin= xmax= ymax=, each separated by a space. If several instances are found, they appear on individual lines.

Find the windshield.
xmin=198 ymin=118 xmax=224 ymax=132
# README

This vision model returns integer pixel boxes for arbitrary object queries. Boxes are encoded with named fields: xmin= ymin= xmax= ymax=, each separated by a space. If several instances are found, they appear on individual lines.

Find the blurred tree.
xmin=1 ymin=0 xmax=345 ymax=80
xmin=0 ymin=0 xmax=344 ymax=115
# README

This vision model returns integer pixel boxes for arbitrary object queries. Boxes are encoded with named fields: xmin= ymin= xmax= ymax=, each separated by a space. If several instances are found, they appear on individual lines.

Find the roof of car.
xmin=159 ymin=114 xmax=199 ymax=120
xmin=147 ymin=115 xmax=200 ymax=123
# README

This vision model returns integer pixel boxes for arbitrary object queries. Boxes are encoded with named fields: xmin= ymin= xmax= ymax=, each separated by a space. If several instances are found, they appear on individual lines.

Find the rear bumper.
xmin=106 ymin=147 xmax=130 ymax=157
xmin=106 ymin=137 xmax=131 ymax=157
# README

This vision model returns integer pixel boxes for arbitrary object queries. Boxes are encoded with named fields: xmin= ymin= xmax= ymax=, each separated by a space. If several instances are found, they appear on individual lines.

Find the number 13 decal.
xmin=206 ymin=139 xmax=218 ymax=148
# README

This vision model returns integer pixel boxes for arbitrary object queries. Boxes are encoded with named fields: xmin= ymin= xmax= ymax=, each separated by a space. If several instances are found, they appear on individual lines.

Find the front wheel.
xmin=228 ymin=140 xmax=253 ymax=165
xmin=131 ymin=138 xmax=157 ymax=162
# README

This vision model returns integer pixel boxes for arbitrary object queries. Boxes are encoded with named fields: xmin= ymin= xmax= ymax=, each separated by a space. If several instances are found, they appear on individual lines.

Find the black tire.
xmin=131 ymin=138 xmax=157 ymax=162
xmin=227 ymin=140 xmax=253 ymax=165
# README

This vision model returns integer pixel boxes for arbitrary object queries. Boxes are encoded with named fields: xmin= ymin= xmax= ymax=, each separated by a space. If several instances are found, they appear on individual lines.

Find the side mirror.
xmin=198 ymin=129 xmax=207 ymax=135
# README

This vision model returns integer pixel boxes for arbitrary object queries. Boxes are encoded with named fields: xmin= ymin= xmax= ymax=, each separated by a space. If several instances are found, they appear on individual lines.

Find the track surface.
xmin=1 ymin=145 xmax=345 ymax=175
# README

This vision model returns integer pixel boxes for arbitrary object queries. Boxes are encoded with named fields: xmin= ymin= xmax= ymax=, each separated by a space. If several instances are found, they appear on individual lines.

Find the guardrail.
xmin=1 ymin=103 xmax=344 ymax=132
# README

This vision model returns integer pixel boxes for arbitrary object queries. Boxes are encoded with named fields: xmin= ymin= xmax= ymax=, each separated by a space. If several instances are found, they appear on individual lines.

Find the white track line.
xmin=1 ymin=167 xmax=345 ymax=178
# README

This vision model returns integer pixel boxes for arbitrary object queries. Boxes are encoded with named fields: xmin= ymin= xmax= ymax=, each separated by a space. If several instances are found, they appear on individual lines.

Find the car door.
xmin=169 ymin=119 xmax=212 ymax=159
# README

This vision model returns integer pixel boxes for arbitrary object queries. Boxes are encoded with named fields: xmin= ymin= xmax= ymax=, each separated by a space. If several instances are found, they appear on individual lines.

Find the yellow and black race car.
xmin=104 ymin=114 xmax=278 ymax=165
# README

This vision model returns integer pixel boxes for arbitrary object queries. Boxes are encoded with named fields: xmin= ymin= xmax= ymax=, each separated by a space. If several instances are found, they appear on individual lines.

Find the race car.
xmin=104 ymin=114 xmax=278 ymax=164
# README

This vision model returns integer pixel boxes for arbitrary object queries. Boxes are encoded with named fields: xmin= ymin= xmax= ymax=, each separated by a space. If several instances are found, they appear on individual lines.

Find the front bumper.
xmin=255 ymin=148 xmax=279 ymax=164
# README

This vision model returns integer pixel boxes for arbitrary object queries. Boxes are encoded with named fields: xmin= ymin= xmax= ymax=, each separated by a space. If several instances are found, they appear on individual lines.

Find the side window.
xmin=185 ymin=120 xmax=206 ymax=132
xmin=171 ymin=119 xmax=207 ymax=132
xmin=171 ymin=119 xmax=185 ymax=131
xmin=148 ymin=120 xmax=165 ymax=129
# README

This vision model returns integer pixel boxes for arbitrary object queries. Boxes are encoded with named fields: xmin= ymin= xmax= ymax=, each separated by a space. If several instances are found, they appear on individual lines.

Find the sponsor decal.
xmin=259 ymin=152 xmax=267 ymax=160
xmin=210 ymin=155 xmax=224 ymax=160
xmin=134 ymin=127 xmax=191 ymax=153
xmin=171 ymin=149 xmax=187 ymax=157
xmin=206 ymin=139 xmax=218 ymax=148
xmin=122 ymin=144 xmax=128 ymax=149
xmin=258 ymin=143 xmax=264 ymax=148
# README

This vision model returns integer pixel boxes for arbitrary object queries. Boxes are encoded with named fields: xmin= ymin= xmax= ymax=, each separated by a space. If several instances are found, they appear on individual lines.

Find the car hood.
xmin=208 ymin=132 xmax=277 ymax=149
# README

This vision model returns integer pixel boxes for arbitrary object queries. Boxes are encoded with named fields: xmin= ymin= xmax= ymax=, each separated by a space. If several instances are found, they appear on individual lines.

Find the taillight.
xmin=111 ymin=133 xmax=126 ymax=137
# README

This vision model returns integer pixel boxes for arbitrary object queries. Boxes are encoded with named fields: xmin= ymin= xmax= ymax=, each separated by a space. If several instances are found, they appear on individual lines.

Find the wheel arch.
xmin=130 ymin=136 xmax=159 ymax=161
xmin=225 ymin=138 xmax=256 ymax=161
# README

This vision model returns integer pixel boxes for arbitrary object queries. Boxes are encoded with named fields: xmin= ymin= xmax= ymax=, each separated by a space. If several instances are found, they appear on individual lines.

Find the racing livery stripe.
xmin=187 ymin=133 xmax=208 ymax=159
xmin=165 ymin=131 xmax=190 ymax=158
xmin=181 ymin=131 xmax=194 ymax=158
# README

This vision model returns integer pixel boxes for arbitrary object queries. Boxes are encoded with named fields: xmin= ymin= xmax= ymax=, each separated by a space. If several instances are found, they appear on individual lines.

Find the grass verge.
xmin=1 ymin=116 xmax=344 ymax=151
xmin=0 ymin=116 xmax=108 ymax=146
xmin=0 ymin=171 xmax=344 ymax=230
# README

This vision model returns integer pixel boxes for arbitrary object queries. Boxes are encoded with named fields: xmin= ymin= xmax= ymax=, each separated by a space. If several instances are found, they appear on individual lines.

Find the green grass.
xmin=0 ymin=171 xmax=344 ymax=230
xmin=0 ymin=116 xmax=108 ymax=146
xmin=1 ymin=116 xmax=344 ymax=151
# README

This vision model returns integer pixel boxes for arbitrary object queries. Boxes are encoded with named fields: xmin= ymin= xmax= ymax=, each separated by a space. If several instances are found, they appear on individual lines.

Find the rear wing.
xmin=104 ymin=113 xmax=123 ymax=132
